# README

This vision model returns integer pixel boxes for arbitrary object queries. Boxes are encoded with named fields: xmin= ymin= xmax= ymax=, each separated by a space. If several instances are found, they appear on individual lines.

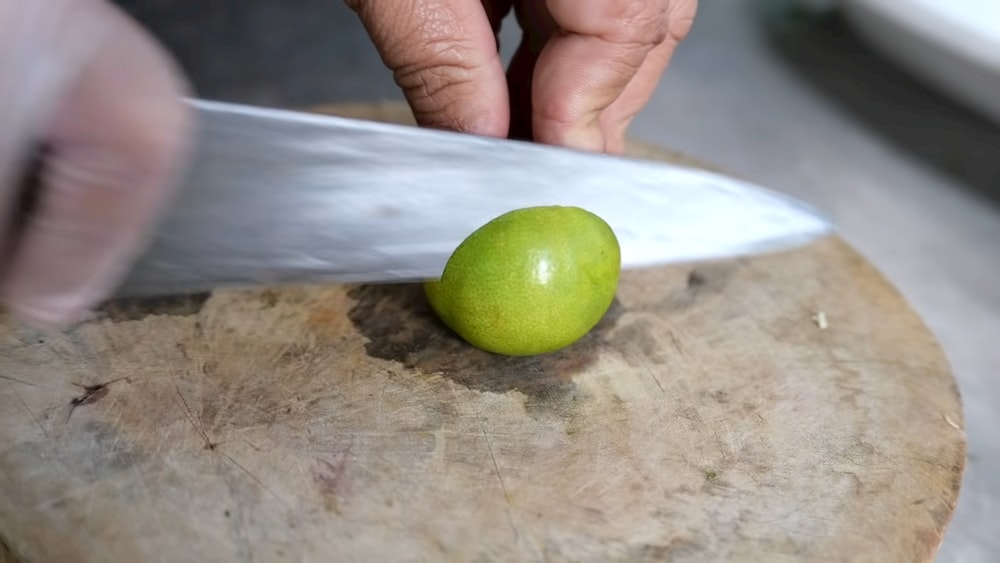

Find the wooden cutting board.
xmin=0 ymin=102 xmax=966 ymax=563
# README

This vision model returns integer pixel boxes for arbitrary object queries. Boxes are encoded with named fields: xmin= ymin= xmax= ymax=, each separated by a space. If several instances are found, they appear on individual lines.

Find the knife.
xmin=107 ymin=99 xmax=832 ymax=298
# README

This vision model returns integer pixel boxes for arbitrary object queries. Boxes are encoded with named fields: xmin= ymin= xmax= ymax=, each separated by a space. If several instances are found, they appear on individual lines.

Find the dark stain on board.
xmin=97 ymin=292 xmax=212 ymax=322
xmin=345 ymin=283 xmax=625 ymax=407
xmin=656 ymin=264 xmax=738 ymax=313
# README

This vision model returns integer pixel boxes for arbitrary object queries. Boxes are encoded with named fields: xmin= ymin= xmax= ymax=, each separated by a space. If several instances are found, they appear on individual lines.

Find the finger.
xmin=1 ymin=2 xmax=193 ymax=329
xmin=599 ymin=1 xmax=697 ymax=153
xmin=347 ymin=0 xmax=509 ymax=137
xmin=531 ymin=0 xmax=673 ymax=151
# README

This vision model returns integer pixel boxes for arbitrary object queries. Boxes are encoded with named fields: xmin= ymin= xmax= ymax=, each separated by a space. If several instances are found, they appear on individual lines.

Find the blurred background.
xmin=112 ymin=0 xmax=1000 ymax=560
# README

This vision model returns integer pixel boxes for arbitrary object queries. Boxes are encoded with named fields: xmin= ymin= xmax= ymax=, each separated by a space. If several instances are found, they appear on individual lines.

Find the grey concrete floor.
xmin=118 ymin=1 xmax=1000 ymax=560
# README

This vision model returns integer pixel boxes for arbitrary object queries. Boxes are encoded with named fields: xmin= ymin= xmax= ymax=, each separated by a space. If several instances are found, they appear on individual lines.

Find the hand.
xmin=0 ymin=0 xmax=193 ymax=329
xmin=347 ymin=0 xmax=697 ymax=153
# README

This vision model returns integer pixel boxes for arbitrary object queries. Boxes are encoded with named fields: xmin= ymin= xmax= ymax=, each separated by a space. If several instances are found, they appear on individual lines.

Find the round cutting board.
xmin=0 ymin=102 xmax=965 ymax=563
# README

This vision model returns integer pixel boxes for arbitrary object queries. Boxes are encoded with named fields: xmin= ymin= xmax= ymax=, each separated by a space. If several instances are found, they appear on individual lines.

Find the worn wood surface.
xmin=0 ymin=102 xmax=966 ymax=563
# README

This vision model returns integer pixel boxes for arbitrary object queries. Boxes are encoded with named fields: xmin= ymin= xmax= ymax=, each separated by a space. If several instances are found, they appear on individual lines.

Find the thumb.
xmin=347 ymin=0 xmax=509 ymax=138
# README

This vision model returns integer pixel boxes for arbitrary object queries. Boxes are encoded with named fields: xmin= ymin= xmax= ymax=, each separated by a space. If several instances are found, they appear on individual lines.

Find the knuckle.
xmin=130 ymin=102 xmax=192 ymax=182
xmin=92 ymin=111 xmax=191 ymax=207
xmin=533 ymin=96 xmax=583 ymax=134
xmin=533 ymin=106 xmax=606 ymax=150
xmin=114 ymin=85 xmax=194 ymax=193
xmin=82 ymin=97 xmax=193 ymax=208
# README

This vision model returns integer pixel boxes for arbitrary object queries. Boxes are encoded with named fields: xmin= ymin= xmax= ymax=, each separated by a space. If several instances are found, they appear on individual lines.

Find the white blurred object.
xmin=837 ymin=0 xmax=1000 ymax=123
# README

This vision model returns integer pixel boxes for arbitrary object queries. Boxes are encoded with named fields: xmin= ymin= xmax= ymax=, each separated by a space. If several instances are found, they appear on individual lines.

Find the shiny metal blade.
xmin=114 ymin=99 xmax=833 ymax=298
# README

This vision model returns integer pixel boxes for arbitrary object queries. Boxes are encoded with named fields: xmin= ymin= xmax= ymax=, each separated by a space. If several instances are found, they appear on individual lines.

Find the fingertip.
xmin=467 ymin=112 xmax=511 ymax=140
xmin=413 ymin=100 xmax=510 ymax=139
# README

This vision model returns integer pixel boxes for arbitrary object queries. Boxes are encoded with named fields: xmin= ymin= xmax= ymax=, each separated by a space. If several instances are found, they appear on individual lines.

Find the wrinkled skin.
xmin=0 ymin=0 xmax=696 ymax=330
xmin=346 ymin=0 xmax=699 ymax=153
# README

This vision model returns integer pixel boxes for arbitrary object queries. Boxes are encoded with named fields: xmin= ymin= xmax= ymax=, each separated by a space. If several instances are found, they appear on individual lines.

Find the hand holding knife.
xmin=1 ymin=0 xmax=829 ymax=333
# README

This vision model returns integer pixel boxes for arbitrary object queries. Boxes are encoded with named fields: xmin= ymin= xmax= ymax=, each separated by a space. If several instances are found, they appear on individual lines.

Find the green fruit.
xmin=424 ymin=205 xmax=621 ymax=356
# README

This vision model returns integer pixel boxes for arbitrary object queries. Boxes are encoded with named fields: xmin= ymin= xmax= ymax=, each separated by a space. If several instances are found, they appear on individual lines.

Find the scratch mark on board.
xmin=645 ymin=366 xmax=666 ymax=395
xmin=174 ymin=384 xmax=284 ymax=563
xmin=481 ymin=418 xmax=519 ymax=542
xmin=220 ymin=464 xmax=253 ymax=563
xmin=0 ymin=374 xmax=37 ymax=387
xmin=11 ymin=384 xmax=47 ymax=438
xmin=174 ymin=385 xmax=286 ymax=507
xmin=175 ymin=385 xmax=220 ymax=450
xmin=666 ymin=329 xmax=684 ymax=357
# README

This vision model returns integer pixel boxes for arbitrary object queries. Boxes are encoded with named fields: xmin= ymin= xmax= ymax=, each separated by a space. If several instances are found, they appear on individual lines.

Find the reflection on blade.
xmin=114 ymin=99 xmax=833 ymax=298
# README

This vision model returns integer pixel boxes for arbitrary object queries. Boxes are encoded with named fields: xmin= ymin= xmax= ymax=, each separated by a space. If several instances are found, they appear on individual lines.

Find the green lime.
xmin=424 ymin=205 xmax=621 ymax=356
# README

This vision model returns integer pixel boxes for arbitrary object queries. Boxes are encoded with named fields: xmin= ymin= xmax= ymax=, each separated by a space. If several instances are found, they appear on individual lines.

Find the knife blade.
xmin=110 ymin=99 xmax=832 ymax=298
